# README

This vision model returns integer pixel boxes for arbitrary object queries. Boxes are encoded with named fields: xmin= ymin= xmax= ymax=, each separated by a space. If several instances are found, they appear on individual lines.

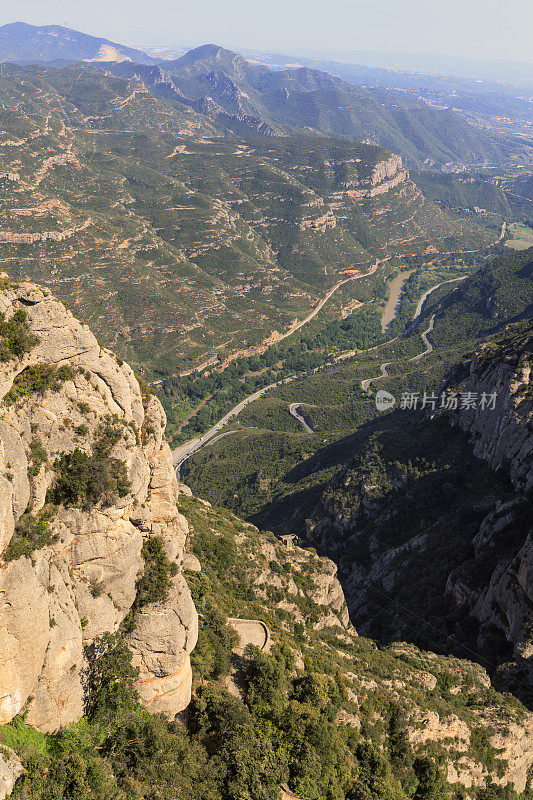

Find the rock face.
xmin=307 ymin=325 xmax=532 ymax=695
xmin=436 ymin=331 xmax=533 ymax=687
xmin=0 ymin=748 xmax=23 ymax=800
xmin=0 ymin=279 xmax=197 ymax=731
xmin=437 ymin=338 xmax=532 ymax=492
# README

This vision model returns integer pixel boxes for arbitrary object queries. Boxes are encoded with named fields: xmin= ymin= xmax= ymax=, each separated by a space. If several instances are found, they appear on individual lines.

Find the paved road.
xmin=409 ymin=314 xmax=437 ymax=362
xmin=172 ymin=263 xmax=380 ymax=470
xmin=289 ymin=403 xmax=314 ymax=433
xmin=173 ymin=378 xmax=291 ymax=471
xmin=362 ymin=279 xmax=467 ymax=388
xmin=407 ymin=277 xmax=467 ymax=333
xmin=174 ymin=267 xmax=468 ymax=465
xmin=361 ymin=362 xmax=393 ymax=391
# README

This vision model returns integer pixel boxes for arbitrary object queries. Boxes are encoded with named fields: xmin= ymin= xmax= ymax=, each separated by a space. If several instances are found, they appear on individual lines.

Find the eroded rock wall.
xmin=0 ymin=280 xmax=197 ymax=731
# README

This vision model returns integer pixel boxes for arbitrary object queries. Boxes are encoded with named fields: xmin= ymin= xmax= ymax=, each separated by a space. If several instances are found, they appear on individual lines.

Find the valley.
xmin=0 ymin=21 xmax=532 ymax=800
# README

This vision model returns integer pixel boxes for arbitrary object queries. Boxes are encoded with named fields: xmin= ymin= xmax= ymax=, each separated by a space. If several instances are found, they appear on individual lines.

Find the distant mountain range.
xmin=0 ymin=24 xmax=530 ymax=169
xmin=107 ymin=44 xmax=531 ymax=168
xmin=0 ymin=21 xmax=158 ymax=64
xmin=262 ymin=48 xmax=533 ymax=85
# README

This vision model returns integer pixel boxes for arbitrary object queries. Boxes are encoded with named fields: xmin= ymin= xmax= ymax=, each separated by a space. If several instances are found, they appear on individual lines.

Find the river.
xmin=380 ymin=270 xmax=414 ymax=332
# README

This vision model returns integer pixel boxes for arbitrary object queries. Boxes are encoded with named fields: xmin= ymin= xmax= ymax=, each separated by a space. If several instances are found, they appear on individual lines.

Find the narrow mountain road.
xmin=362 ymin=277 xmax=467 ymax=388
xmin=172 ymin=262 xmax=382 ymax=468
xmin=278 ymin=273 xmax=367 ymax=339
xmin=173 ymin=269 xmax=468 ymax=467
xmin=409 ymin=314 xmax=437 ymax=362
xmin=361 ymin=362 xmax=393 ymax=391
xmin=169 ymin=265 xmax=380 ymax=383
xmin=289 ymin=403 xmax=314 ymax=432
xmin=407 ymin=276 xmax=467 ymax=332
xmin=173 ymin=378 xmax=292 ymax=470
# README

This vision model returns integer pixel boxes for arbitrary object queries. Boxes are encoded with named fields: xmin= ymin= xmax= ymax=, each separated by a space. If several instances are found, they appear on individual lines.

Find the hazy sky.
xmin=2 ymin=0 xmax=533 ymax=63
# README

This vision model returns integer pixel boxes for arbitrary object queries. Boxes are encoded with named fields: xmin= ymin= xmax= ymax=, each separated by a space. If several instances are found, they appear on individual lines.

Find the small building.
xmin=280 ymin=534 xmax=296 ymax=551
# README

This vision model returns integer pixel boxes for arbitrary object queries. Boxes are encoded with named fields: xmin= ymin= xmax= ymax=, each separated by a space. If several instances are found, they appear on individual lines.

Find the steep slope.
xmin=306 ymin=321 xmax=532 ymax=700
xmin=180 ymin=250 xmax=532 ymax=519
xmin=0 ymin=22 xmax=158 ymax=65
xmin=0 ymin=280 xmax=532 ymax=799
xmin=0 ymin=64 xmax=496 ymax=383
xmin=0 ymin=276 xmax=197 ymax=731
xmin=109 ymin=45 xmax=532 ymax=168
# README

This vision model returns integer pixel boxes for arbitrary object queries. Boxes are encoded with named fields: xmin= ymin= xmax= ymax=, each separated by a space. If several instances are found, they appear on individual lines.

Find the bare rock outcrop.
xmin=437 ymin=339 xmax=532 ymax=492
xmin=437 ymin=330 xmax=533 ymax=685
xmin=0 ymin=278 xmax=196 ymax=731
xmin=0 ymin=748 xmax=23 ymax=800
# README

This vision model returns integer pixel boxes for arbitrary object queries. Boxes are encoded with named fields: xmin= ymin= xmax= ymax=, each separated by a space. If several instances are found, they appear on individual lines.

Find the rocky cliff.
xmin=306 ymin=322 xmax=532 ymax=700
xmin=179 ymin=494 xmax=533 ymax=795
xmin=437 ymin=324 xmax=532 ymax=689
xmin=0 ymin=277 xmax=197 ymax=732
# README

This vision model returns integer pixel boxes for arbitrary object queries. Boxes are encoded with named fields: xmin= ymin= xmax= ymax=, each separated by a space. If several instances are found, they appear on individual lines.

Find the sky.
xmin=1 ymin=0 xmax=533 ymax=64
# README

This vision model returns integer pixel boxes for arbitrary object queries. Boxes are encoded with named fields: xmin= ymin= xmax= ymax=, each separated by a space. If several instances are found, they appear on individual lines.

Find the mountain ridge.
xmin=0 ymin=22 xmax=158 ymax=65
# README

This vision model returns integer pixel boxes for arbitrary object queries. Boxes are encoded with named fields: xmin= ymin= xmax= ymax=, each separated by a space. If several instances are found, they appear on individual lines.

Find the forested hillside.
xmin=0 ymin=64 xmax=499 ymax=383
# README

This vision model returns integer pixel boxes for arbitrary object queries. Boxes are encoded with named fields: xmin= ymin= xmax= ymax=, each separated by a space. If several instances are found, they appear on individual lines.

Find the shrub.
xmin=191 ymin=607 xmax=237 ymax=681
xmin=2 ymin=506 xmax=56 ymax=562
xmin=4 ymin=363 xmax=74 ymax=404
xmin=135 ymin=537 xmax=175 ymax=607
xmin=0 ymin=309 xmax=38 ymax=361
xmin=28 ymin=438 xmax=47 ymax=477
xmin=47 ymin=448 xmax=130 ymax=508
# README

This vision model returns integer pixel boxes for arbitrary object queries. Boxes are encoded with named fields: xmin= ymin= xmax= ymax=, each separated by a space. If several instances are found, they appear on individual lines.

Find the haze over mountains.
xmin=0 ymin=14 xmax=532 ymax=800
xmin=0 ymin=21 xmax=158 ymax=64
xmin=109 ymin=44 xmax=531 ymax=169
xmin=1 ymin=23 xmax=531 ymax=169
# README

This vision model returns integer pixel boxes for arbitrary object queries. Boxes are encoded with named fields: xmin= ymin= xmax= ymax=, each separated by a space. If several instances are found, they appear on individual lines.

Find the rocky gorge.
xmin=0 ymin=279 xmax=532 ymax=798
xmin=306 ymin=322 xmax=532 ymax=702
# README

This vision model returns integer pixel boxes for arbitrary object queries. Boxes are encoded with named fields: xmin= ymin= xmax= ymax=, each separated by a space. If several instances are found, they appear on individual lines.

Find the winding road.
xmin=172 ymin=262 xmax=381 ymax=470
xmin=173 ymin=376 xmax=297 ymax=471
xmin=289 ymin=403 xmax=314 ymax=433
xmin=361 ymin=362 xmax=393 ymax=391
xmin=362 ymin=277 xmax=467 ymax=388
xmin=172 ymin=270 xmax=470 ymax=468
xmin=406 ymin=276 xmax=467 ymax=333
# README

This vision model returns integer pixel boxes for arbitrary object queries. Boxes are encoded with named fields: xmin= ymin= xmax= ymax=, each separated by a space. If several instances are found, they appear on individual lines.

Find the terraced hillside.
xmin=0 ymin=64 xmax=497 ymax=382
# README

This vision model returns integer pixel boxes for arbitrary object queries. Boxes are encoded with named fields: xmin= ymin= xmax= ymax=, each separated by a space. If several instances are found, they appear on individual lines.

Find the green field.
xmin=505 ymin=222 xmax=533 ymax=250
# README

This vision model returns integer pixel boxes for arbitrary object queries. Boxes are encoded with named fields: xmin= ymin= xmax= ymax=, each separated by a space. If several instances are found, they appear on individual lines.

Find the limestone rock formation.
xmin=437 ymin=330 xmax=533 ymax=686
xmin=0 ymin=748 xmax=23 ymax=800
xmin=0 ymin=278 xmax=196 ymax=731
xmin=306 ymin=325 xmax=532 ymax=696
xmin=437 ymin=337 xmax=532 ymax=492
